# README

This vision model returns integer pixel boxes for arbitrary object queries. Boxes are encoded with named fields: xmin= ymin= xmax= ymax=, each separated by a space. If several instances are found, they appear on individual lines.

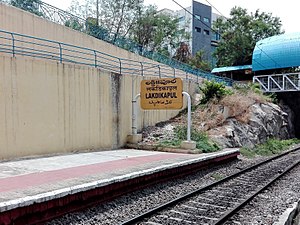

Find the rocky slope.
xmin=208 ymin=102 xmax=292 ymax=148
xmin=140 ymin=89 xmax=294 ymax=149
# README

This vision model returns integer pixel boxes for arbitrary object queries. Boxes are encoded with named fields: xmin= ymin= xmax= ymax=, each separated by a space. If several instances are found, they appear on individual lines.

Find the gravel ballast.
xmin=46 ymin=153 xmax=300 ymax=225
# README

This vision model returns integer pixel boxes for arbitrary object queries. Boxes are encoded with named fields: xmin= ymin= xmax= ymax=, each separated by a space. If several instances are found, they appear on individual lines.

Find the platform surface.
xmin=0 ymin=148 xmax=239 ymax=212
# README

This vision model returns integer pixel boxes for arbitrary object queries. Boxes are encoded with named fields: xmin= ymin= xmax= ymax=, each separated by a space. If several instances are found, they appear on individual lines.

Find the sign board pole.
xmin=182 ymin=92 xmax=191 ymax=141
xmin=127 ymin=78 xmax=196 ymax=149
xmin=180 ymin=91 xmax=196 ymax=149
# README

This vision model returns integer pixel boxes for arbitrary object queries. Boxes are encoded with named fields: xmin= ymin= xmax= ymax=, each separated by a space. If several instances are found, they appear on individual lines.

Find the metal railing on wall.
xmin=0 ymin=29 xmax=231 ymax=83
xmin=0 ymin=0 xmax=232 ymax=85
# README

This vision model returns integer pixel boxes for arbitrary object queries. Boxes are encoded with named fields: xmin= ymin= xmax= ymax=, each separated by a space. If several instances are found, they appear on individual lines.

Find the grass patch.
xmin=240 ymin=138 xmax=300 ymax=157
xmin=211 ymin=173 xmax=224 ymax=180
xmin=240 ymin=148 xmax=256 ymax=158
xmin=159 ymin=126 xmax=220 ymax=153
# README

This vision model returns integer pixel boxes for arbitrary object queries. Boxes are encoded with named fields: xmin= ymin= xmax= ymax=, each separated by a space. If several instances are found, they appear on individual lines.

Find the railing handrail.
xmin=253 ymin=72 xmax=300 ymax=78
xmin=0 ymin=28 xmax=232 ymax=84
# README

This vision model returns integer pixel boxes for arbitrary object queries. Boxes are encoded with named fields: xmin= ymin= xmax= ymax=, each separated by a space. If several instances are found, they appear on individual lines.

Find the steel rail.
xmin=214 ymin=159 xmax=300 ymax=225
xmin=120 ymin=146 xmax=300 ymax=225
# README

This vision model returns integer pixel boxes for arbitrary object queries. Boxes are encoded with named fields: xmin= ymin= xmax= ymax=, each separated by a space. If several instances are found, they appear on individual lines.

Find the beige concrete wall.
xmin=0 ymin=3 xmax=199 ymax=159
xmin=0 ymin=56 xmax=197 ymax=159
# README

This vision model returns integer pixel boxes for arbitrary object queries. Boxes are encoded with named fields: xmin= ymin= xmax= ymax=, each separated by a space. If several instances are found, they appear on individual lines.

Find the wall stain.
xmin=111 ymin=72 xmax=122 ymax=148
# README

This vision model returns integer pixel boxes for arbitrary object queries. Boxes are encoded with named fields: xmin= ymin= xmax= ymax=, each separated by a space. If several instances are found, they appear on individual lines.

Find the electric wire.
xmin=171 ymin=0 xmax=281 ymax=70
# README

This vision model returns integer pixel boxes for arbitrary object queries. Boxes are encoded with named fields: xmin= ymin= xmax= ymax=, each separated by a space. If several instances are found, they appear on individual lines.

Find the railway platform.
xmin=0 ymin=148 xmax=239 ymax=225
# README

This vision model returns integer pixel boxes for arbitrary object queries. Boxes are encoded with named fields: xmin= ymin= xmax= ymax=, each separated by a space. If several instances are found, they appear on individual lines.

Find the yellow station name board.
xmin=140 ymin=78 xmax=183 ymax=110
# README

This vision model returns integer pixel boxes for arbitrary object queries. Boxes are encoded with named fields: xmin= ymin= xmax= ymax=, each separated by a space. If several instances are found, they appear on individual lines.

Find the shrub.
xmin=200 ymin=80 xmax=233 ymax=104
xmin=233 ymin=82 xmax=261 ymax=94
xmin=160 ymin=126 xmax=220 ymax=153
xmin=240 ymin=138 xmax=300 ymax=157
xmin=233 ymin=82 xmax=278 ymax=103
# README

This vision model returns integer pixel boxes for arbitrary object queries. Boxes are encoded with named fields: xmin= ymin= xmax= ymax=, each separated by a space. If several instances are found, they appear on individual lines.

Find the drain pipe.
xmin=132 ymin=94 xmax=141 ymax=135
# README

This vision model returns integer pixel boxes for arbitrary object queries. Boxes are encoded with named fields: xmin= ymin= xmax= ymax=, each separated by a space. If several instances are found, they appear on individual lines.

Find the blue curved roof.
xmin=252 ymin=33 xmax=300 ymax=71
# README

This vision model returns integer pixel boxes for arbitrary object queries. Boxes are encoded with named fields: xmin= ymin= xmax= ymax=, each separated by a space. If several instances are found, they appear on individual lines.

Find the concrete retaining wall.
xmin=0 ymin=3 xmax=199 ymax=159
xmin=0 ymin=56 xmax=197 ymax=159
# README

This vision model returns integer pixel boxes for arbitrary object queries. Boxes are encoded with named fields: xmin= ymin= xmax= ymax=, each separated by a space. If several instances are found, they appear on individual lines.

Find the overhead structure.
xmin=253 ymin=73 xmax=300 ymax=92
xmin=252 ymin=32 xmax=300 ymax=71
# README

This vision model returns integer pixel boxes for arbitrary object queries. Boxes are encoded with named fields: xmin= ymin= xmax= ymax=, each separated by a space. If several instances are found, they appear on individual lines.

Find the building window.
xmin=195 ymin=14 xmax=201 ymax=21
xmin=195 ymin=27 xmax=201 ymax=33
xmin=204 ymin=29 xmax=210 ymax=35
xmin=212 ymin=32 xmax=221 ymax=41
xmin=203 ymin=17 xmax=210 ymax=23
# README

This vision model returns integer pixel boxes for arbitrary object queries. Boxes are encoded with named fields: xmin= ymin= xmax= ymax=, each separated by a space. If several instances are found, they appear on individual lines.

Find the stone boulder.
xmin=208 ymin=102 xmax=293 ymax=148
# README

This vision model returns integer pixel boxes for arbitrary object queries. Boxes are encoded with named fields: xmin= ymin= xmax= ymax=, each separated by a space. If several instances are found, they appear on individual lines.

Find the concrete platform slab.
xmin=0 ymin=148 xmax=239 ymax=224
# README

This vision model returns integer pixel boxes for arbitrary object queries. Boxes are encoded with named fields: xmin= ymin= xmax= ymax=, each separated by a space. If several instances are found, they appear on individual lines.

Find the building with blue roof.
xmin=211 ymin=65 xmax=253 ymax=81
xmin=212 ymin=32 xmax=300 ymax=81
xmin=252 ymin=32 xmax=300 ymax=71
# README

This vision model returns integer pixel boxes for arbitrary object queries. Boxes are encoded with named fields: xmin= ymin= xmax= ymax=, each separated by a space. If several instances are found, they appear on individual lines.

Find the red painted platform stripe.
xmin=0 ymin=153 xmax=186 ymax=193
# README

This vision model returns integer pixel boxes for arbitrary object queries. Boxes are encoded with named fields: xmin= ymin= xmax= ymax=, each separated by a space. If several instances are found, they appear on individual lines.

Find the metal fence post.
xmin=140 ymin=62 xmax=144 ymax=77
xmin=11 ymin=33 xmax=15 ymax=57
xmin=158 ymin=65 xmax=161 ymax=78
xmin=173 ymin=67 xmax=176 ymax=78
xmin=58 ymin=43 xmax=62 ymax=63
xmin=93 ymin=50 xmax=97 ymax=68
xmin=118 ymin=58 xmax=122 ymax=74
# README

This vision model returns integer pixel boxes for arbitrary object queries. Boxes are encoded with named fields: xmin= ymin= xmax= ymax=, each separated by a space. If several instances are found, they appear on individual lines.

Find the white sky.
xmin=43 ymin=0 xmax=299 ymax=33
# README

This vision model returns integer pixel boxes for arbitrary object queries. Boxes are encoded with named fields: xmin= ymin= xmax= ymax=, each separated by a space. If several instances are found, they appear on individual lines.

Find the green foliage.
xmin=211 ymin=173 xmax=224 ymax=180
xmin=239 ymin=147 xmax=256 ymax=158
xmin=240 ymin=138 xmax=300 ymax=157
xmin=213 ymin=7 xmax=283 ymax=67
xmin=188 ymin=50 xmax=212 ymax=72
xmin=130 ymin=5 xmax=190 ymax=53
xmin=233 ymin=82 xmax=262 ymax=95
xmin=233 ymin=82 xmax=278 ymax=103
xmin=69 ymin=0 xmax=143 ymax=38
xmin=200 ymin=80 xmax=233 ymax=104
xmin=255 ymin=139 xmax=299 ymax=155
xmin=160 ymin=126 xmax=220 ymax=153
xmin=265 ymin=93 xmax=278 ymax=104
xmin=65 ymin=19 xmax=84 ymax=31
xmin=99 ymin=0 xmax=143 ymax=37
xmin=69 ymin=1 xmax=189 ymax=54
xmin=11 ymin=0 xmax=43 ymax=16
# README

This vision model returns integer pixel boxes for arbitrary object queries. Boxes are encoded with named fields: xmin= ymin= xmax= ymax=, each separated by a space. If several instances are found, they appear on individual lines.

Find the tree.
xmin=173 ymin=42 xmax=191 ymax=63
xmin=188 ymin=50 xmax=211 ymax=72
xmin=68 ymin=0 xmax=96 ymax=19
xmin=65 ymin=18 xmax=84 ymax=31
xmin=68 ymin=0 xmax=189 ymax=56
xmin=99 ymin=0 xmax=143 ymax=38
xmin=213 ymin=7 xmax=283 ymax=67
xmin=10 ymin=0 xmax=43 ymax=16
xmin=69 ymin=0 xmax=143 ymax=39
xmin=131 ymin=6 xmax=190 ymax=55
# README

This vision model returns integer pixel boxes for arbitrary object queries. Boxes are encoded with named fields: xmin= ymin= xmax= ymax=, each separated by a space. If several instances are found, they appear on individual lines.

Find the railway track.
xmin=121 ymin=147 xmax=300 ymax=225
